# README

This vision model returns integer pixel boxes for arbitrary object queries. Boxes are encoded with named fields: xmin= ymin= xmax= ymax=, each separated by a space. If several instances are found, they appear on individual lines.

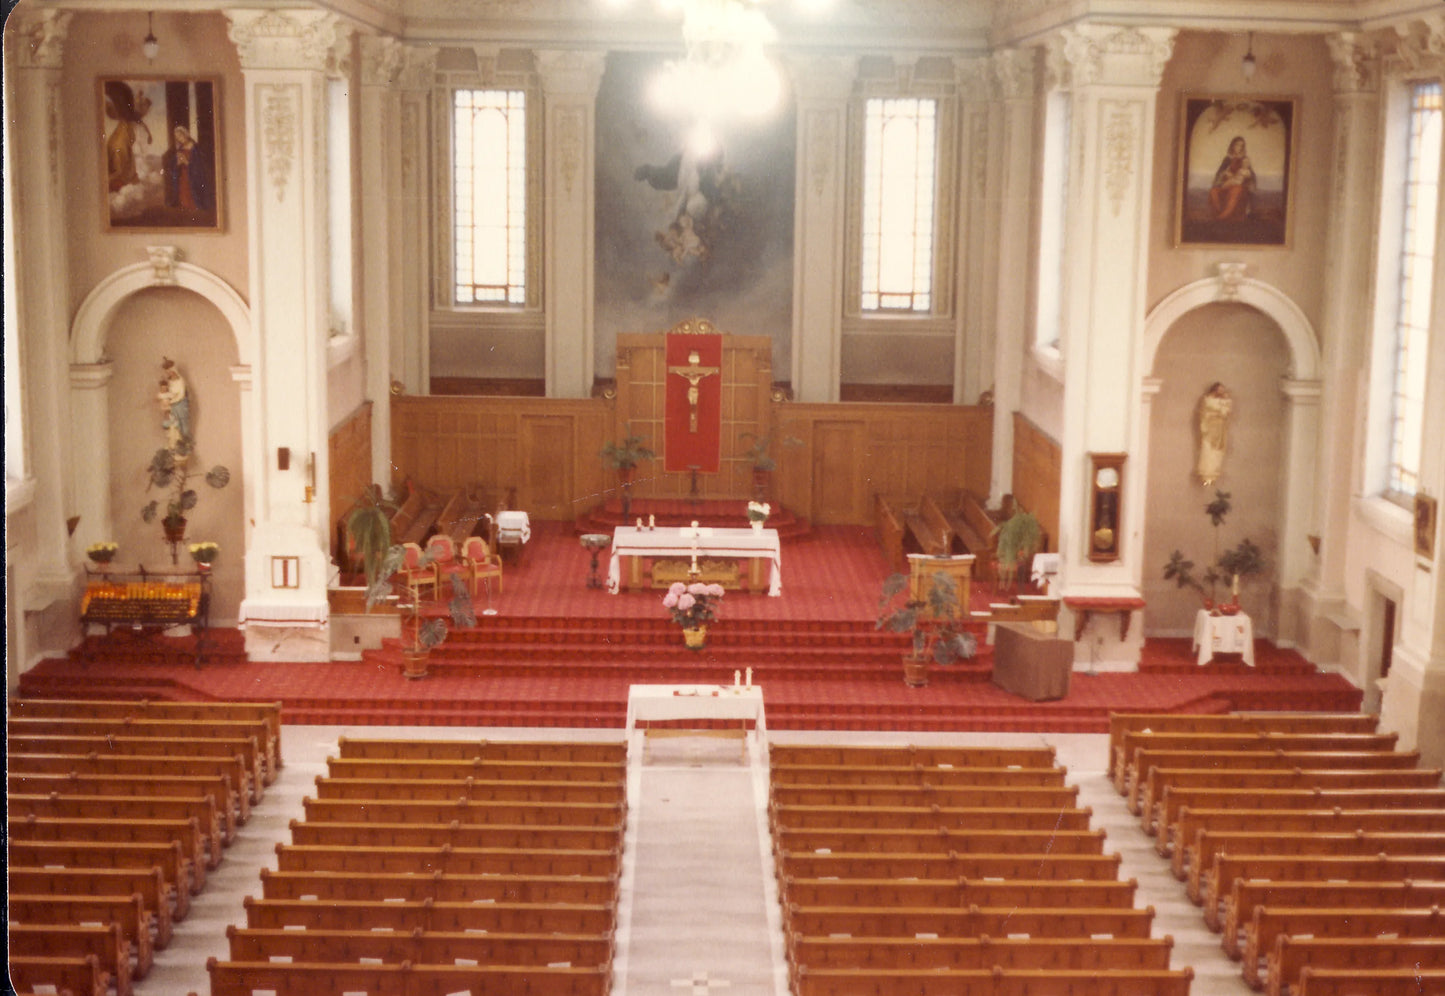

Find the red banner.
xmin=664 ymin=333 xmax=723 ymax=473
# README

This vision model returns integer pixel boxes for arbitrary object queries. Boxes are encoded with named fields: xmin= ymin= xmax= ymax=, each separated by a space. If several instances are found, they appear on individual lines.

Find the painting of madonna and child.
xmin=101 ymin=77 xmax=222 ymax=232
xmin=1175 ymin=96 xmax=1296 ymax=248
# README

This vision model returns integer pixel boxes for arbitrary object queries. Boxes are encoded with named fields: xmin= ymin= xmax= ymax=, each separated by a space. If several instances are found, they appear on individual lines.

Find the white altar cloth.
xmin=1193 ymin=609 xmax=1254 ymax=666
xmin=625 ymin=683 xmax=767 ymax=739
xmin=607 ymin=525 xmax=782 ymax=596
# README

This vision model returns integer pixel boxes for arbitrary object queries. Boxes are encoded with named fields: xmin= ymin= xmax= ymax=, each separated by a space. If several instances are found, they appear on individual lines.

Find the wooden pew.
xmin=9 ymin=792 xmax=222 ymax=863
xmin=1203 ymin=854 xmax=1445 ymax=930
xmin=8 ymin=865 xmax=182 ymax=922
xmin=206 ymin=959 xmax=610 ymax=996
xmin=7 ymin=716 xmax=276 ymax=784
xmin=774 ymin=826 xmax=1109 ymax=856
xmin=1187 ymin=830 xmax=1445 ymax=899
xmin=8 ymin=955 xmax=106 ymax=996
xmin=791 ymin=966 xmax=1195 ymax=996
xmin=311 ymin=774 xmax=627 ymax=805
xmin=787 ymin=935 xmax=1174 ymax=972
xmin=770 ymin=763 xmax=1069 ymax=788
xmin=1293 ymin=967 xmax=1445 ymax=996
xmin=783 ymin=904 xmax=1159 ymax=941
xmin=8 ymin=892 xmax=156 ymax=972
xmin=225 ymin=926 xmax=614 ymax=969
xmin=10 ymin=771 xmax=243 ymax=841
xmin=335 ymin=736 xmax=628 ymax=764
xmin=1281 ymin=943 xmax=1445 ymax=996
xmin=1117 ymin=731 xmax=1400 ymax=798
xmin=1244 ymin=907 xmax=1445 ymax=986
xmin=7 ymin=734 xmax=268 ymax=792
xmin=777 ymin=850 xmax=1123 ymax=882
xmin=1222 ymin=880 xmax=1445 ymax=959
xmin=1158 ymin=787 xmax=1445 ymax=848
xmin=770 ymin=744 xmax=1058 ymax=769
xmin=258 ymin=868 xmax=617 ymax=905
xmin=285 ymin=818 xmax=622 ymax=852
xmin=1106 ymin=712 xmax=1380 ymax=781
xmin=273 ymin=842 xmax=621 ymax=878
xmin=1140 ymin=765 xmax=1440 ymax=825
xmin=7 ymin=699 xmax=283 ymax=772
xmin=300 ymin=795 xmax=625 ymax=828
xmin=1168 ymin=808 xmax=1445 ymax=873
xmin=780 ymin=876 xmax=1139 ymax=909
xmin=942 ymin=490 xmax=1000 ymax=566
xmin=9 ymin=814 xmax=207 ymax=886
xmin=243 ymin=896 xmax=616 ymax=936
xmin=8 ymin=923 xmax=132 ymax=996
xmin=770 ymin=803 xmax=1095 ymax=832
xmin=9 ymin=838 xmax=198 ymax=896
xmin=10 ymin=751 xmax=256 ymax=807
xmin=875 ymin=494 xmax=906 ymax=570
xmin=769 ymin=783 xmax=1080 ymax=810
xmin=901 ymin=494 xmax=953 ymax=557
xmin=325 ymin=756 xmax=626 ymax=784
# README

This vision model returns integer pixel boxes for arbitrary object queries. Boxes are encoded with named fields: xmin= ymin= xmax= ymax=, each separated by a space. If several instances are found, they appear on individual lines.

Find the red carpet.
xmin=23 ymin=521 xmax=1362 ymax=732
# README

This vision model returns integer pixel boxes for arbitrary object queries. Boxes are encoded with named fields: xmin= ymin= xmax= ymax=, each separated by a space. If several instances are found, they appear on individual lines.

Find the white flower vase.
xmin=750 ymin=520 xmax=764 ymax=533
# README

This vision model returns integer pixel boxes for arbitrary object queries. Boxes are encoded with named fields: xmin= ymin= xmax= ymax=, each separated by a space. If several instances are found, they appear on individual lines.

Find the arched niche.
xmin=1139 ymin=265 xmax=1322 ymax=645
xmin=69 ymin=252 xmax=255 ymax=583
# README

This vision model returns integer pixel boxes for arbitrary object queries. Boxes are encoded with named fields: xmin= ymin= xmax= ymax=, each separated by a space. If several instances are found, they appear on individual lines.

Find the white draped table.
xmin=1193 ymin=609 xmax=1254 ymax=666
xmin=625 ymin=683 xmax=767 ymax=762
xmin=606 ymin=525 xmax=782 ymax=596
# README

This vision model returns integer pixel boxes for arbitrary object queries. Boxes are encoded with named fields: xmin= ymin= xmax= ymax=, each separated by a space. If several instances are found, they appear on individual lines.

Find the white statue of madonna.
xmin=1196 ymin=382 xmax=1232 ymax=487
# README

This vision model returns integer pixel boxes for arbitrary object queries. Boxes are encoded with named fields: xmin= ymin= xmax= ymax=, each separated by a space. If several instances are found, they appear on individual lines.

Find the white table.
xmin=607 ymin=525 xmax=782 ymax=596
xmin=625 ymin=683 xmax=766 ymax=762
xmin=1193 ymin=609 xmax=1254 ymax=666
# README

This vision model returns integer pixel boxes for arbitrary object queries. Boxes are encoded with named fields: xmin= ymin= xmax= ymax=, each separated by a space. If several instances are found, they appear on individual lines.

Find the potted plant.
xmin=992 ymin=503 xmax=1043 ymax=592
xmin=746 ymin=500 xmax=771 ymax=532
xmin=365 ymin=544 xmax=477 ymax=678
xmin=142 ymin=446 xmax=230 ymax=562
xmin=188 ymin=541 xmax=219 ymax=572
xmin=599 ymin=426 xmax=655 ymax=517
xmin=1162 ymin=489 xmax=1266 ymax=613
xmin=739 ymin=427 xmax=801 ymax=499
xmin=86 ymin=541 xmax=119 ymax=569
xmin=344 ymin=486 xmax=397 ymax=597
xmin=662 ymin=580 xmax=725 ymax=650
xmin=876 ymin=571 xmax=978 ymax=687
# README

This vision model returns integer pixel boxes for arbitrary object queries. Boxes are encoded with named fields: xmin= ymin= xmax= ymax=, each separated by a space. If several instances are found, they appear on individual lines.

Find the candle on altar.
xmin=745 ymin=667 xmax=752 ymax=688
xmin=734 ymin=670 xmax=741 ymax=686
xmin=648 ymin=514 xmax=655 ymax=530
xmin=636 ymin=518 xmax=643 ymax=530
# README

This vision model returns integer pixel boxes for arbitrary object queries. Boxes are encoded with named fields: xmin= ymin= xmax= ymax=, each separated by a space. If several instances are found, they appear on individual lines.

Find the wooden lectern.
xmin=907 ymin=553 xmax=975 ymax=618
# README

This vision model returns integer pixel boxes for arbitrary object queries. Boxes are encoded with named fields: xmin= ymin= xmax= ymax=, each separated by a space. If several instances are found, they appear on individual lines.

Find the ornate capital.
xmin=953 ymin=56 xmax=995 ymax=101
xmin=1326 ymin=32 xmax=1378 ymax=94
xmin=9 ymin=9 xmax=72 ymax=70
xmin=1216 ymin=262 xmax=1248 ymax=301
xmin=1388 ymin=15 xmax=1445 ymax=78
xmin=226 ymin=9 xmax=343 ymax=72
xmin=1048 ymin=25 xmax=1175 ymax=90
xmin=992 ymin=47 xmax=1037 ymax=102
xmin=146 ymin=246 xmax=182 ymax=286
xmin=534 ymin=49 xmax=607 ymax=99
xmin=359 ymin=35 xmax=405 ymax=87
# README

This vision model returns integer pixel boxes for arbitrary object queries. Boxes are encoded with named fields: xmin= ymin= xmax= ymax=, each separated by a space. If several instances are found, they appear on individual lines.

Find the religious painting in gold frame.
xmin=100 ymin=76 xmax=223 ymax=231
xmin=1415 ymin=493 xmax=1438 ymax=560
xmin=1088 ymin=452 xmax=1125 ymax=563
xmin=1175 ymin=95 xmax=1296 ymax=248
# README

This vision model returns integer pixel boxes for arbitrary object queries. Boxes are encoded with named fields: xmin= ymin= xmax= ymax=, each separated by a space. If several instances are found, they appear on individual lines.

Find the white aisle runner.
xmin=613 ymin=735 xmax=789 ymax=996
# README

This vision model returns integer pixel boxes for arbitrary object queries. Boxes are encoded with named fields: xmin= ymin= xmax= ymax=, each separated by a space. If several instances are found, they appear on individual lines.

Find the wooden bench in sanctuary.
xmin=7 ymin=732 xmax=270 ymax=795
xmin=1293 ymin=967 xmax=1445 ymax=996
xmin=1167 ymin=807 xmax=1445 ymax=873
xmin=258 ymin=868 xmax=617 ymax=905
xmin=8 ymin=864 xmax=183 ymax=923
xmin=273 ymin=842 xmax=621 ymax=878
xmin=1184 ymin=829 xmax=1445 ymax=900
xmin=768 ymin=782 xmax=1080 ymax=810
xmin=9 ymin=792 xmax=223 ymax=862
xmin=11 ymin=750 xmax=256 ymax=808
xmin=8 ymin=923 xmax=132 ymax=996
xmin=335 ymin=736 xmax=629 ymax=765
xmin=770 ymin=743 xmax=1059 ymax=768
xmin=780 ymin=876 xmax=1139 ymax=910
xmin=1243 ymin=908 xmax=1445 ymax=990
xmin=1201 ymin=854 xmax=1445 ymax=929
xmin=205 ymin=959 xmax=611 ymax=996
xmin=300 ymin=796 xmax=625 ymax=828
xmin=9 ymin=838 xmax=198 ymax=897
xmin=788 ymin=935 xmax=1175 ymax=972
xmin=10 ymin=771 xmax=243 ymax=842
xmin=310 ymin=774 xmax=626 ymax=805
xmin=774 ymin=826 xmax=1109 ymax=856
xmin=769 ymin=762 xmax=1069 ymax=788
xmin=1222 ymin=880 xmax=1445 ymax=959
xmin=243 ymin=896 xmax=616 ymax=936
xmin=776 ymin=850 xmax=1124 ymax=882
xmin=285 ymin=818 xmax=622 ymax=852
xmin=783 ymin=904 xmax=1161 ymax=941
xmin=1157 ymin=786 xmax=1445 ymax=847
xmin=770 ymin=803 xmax=1096 ymax=833
xmin=9 ymin=892 xmax=156 ymax=974
xmin=9 ymin=954 xmax=106 ymax=996
xmin=791 ymin=966 xmax=1195 ymax=996
xmin=9 ymin=814 xmax=208 ymax=888
xmin=224 ymin=925 xmax=615 ymax=972
xmin=325 ymin=755 xmax=626 ymax=784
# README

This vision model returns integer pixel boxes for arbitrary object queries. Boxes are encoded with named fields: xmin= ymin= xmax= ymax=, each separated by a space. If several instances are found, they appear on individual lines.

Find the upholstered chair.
xmin=462 ymin=535 xmax=504 ymax=596
xmin=399 ymin=541 xmax=437 ymax=600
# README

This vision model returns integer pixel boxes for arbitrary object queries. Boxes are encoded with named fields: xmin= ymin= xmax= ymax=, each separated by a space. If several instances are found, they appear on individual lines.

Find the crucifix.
xmin=668 ymin=349 xmax=719 ymax=432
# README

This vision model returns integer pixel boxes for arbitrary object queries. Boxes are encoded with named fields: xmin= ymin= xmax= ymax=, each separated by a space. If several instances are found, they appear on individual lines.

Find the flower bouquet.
xmin=747 ymin=501 xmax=771 ymax=530
xmin=87 ymin=541 xmax=119 ymax=566
xmin=663 ymin=581 xmax=725 ymax=649
xmin=188 ymin=541 xmax=220 ymax=570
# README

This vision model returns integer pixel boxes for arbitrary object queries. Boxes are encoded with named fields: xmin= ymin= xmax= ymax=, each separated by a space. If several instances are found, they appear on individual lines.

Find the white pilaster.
xmin=537 ymin=50 xmax=605 ymax=399
xmin=68 ymin=363 xmax=115 ymax=556
xmin=227 ymin=8 xmax=346 ymax=658
xmin=1049 ymin=25 xmax=1175 ymax=664
xmin=788 ymin=56 xmax=856 ymax=403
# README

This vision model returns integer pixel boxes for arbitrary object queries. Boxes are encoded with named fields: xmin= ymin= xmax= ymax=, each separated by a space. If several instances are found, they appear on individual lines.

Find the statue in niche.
xmin=1196 ymin=381 xmax=1233 ymax=487
xmin=157 ymin=357 xmax=193 ymax=457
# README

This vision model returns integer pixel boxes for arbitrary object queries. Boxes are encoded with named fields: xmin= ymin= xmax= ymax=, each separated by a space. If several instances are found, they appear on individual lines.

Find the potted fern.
xmin=876 ymin=571 xmax=978 ymax=687
xmin=992 ymin=504 xmax=1043 ymax=591
xmin=599 ymin=426 xmax=655 ymax=518
xmin=365 ymin=544 xmax=477 ymax=678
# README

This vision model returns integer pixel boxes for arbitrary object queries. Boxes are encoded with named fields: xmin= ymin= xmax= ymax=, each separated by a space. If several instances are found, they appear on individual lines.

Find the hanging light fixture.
xmin=1240 ymin=31 xmax=1257 ymax=80
xmin=142 ymin=11 xmax=159 ymax=61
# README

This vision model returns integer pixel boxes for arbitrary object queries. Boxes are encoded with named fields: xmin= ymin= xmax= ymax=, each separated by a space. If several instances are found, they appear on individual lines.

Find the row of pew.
xmin=7 ymin=697 xmax=284 ymax=996
xmin=769 ymin=742 xmax=1194 ymax=995
xmin=200 ymin=736 xmax=629 ymax=996
xmin=1109 ymin=710 xmax=1445 ymax=996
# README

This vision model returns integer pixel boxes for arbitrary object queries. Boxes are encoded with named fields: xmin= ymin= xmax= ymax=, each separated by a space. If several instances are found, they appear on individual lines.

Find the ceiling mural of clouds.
xmin=594 ymin=51 xmax=796 ymax=378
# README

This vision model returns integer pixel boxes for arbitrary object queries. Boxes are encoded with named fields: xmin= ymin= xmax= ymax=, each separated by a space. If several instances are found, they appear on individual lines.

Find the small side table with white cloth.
xmin=625 ymin=683 xmax=766 ymax=763
xmin=496 ymin=510 xmax=531 ymax=564
xmin=1193 ymin=609 xmax=1254 ymax=666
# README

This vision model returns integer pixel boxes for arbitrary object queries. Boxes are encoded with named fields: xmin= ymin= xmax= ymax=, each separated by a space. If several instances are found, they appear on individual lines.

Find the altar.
xmin=625 ymin=683 xmax=766 ymax=763
xmin=607 ymin=525 xmax=782 ymax=596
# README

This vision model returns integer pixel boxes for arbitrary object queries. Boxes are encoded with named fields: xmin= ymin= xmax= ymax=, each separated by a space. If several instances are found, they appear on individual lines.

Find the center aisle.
xmin=616 ymin=733 xmax=790 ymax=996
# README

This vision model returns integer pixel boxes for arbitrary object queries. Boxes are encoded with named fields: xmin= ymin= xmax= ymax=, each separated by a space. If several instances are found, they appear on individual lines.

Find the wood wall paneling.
xmin=1012 ymin=411 xmax=1062 ymax=553
xmin=328 ymin=401 xmax=373 ymax=559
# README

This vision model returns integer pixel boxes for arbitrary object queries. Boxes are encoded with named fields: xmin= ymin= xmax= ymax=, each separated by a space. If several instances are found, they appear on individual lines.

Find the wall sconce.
xmin=1240 ymin=32 xmax=1257 ymax=80
xmin=142 ymin=11 xmax=159 ymax=61
xmin=304 ymin=452 xmax=317 ymax=504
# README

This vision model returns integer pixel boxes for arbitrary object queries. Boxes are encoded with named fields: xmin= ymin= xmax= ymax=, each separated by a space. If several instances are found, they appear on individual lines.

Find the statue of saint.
xmin=1196 ymin=381 xmax=1233 ymax=486
xmin=157 ymin=357 xmax=193 ymax=455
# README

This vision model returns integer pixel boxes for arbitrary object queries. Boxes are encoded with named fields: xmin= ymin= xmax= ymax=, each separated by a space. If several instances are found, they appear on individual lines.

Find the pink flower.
xmin=686 ymin=582 xmax=708 ymax=595
xmin=663 ymin=592 xmax=679 ymax=608
xmin=668 ymin=582 xmax=686 ymax=596
xmin=677 ymin=593 xmax=696 ymax=611
xmin=705 ymin=584 xmax=725 ymax=598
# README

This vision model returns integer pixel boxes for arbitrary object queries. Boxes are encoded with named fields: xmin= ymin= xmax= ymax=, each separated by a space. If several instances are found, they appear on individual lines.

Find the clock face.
xmin=1095 ymin=467 xmax=1119 ymax=489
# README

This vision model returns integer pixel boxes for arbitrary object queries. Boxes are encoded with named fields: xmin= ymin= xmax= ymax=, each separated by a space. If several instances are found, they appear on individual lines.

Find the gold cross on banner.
xmin=668 ymin=350 xmax=719 ymax=432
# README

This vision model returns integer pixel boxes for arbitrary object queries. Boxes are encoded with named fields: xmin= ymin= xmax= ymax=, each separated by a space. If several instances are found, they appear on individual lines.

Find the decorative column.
xmin=67 ymin=363 xmax=115 ymax=555
xmin=1049 ymin=25 xmax=1176 ymax=666
xmin=536 ymin=50 xmax=606 ymax=398
xmin=227 ymin=8 xmax=347 ymax=661
xmin=953 ymin=57 xmax=997 ymax=408
xmin=788 ymin=55 xmax=856 ymax=403
xmin=987 ymin=46 xmax=1038 ymax=503
xmin=6 ymin=9 xmax=79 ymax=617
